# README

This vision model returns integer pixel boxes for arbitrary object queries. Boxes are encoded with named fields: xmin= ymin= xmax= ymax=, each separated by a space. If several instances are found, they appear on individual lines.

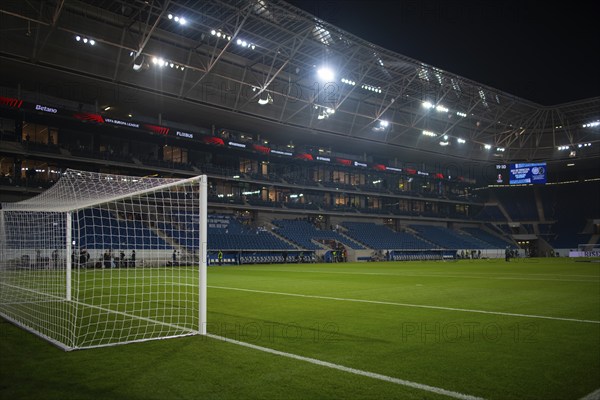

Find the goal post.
xmin=0 ymin=169 xmax=208 ymax=350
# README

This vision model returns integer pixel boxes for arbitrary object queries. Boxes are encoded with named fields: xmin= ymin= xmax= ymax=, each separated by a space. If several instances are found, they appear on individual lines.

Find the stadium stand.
xmin=461 ymin=227 xmax=514 ymax=248
xmin=273 ymin=219 xmax=364 ymax=250
xmin=410 ymin=225 xmax=486 ymax=249
xmin=342 ymin=222 xmax=432 ymax=250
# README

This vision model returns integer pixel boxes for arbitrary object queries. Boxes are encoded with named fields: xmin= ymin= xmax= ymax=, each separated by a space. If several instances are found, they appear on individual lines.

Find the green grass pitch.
xmin=1 ymin=258 xmax=599 ymax=399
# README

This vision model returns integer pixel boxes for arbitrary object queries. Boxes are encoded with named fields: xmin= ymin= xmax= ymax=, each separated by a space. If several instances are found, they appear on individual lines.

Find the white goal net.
xmin=0 ymin=169 xmax=207 ymax=350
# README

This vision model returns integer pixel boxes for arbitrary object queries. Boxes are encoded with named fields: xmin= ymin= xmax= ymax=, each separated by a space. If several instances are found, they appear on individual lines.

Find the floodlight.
xmin=317 ymin=67 xmax=335 ymax=82
xmin=132 ymin=55 xmax=146 ymax=71
xmin=257 ymin=93 xmax=273 ymax=105
xmin=379 ymin=120 xmax=389 ymax=128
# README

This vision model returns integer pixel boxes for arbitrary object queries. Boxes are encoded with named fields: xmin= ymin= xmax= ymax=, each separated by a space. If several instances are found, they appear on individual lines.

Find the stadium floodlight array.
xmin=0 ymin=170 xmax=207 ymax=350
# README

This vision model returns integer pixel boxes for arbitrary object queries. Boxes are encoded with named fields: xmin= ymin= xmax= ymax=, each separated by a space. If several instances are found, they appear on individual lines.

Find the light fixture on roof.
xmin=341 ymin=78 xmax=356 ymax=86
xmin=316 ymin=106 xmax=335 ymax=120
xmin=235 ymin=38 xmax=256 ymax=50
xmin=75 ymin=35 xmax=95 ymax=46
xmin=210 ymin=29 xmax=231 ymax=41
xmin=557 ymin=145 xmax=570 ymax=151
xmin=317 ymin=67 xmax=335 ymax=82
xmin=456 ymin=111 xmax=467 ymax=117
xmin=435 ymin=105 xmax=449 ymax=113
xmin=257 ymin=92 xmax=273 ymax=105
xmin=373 ymin=119 xmax=390 ymax=132
xmin=361 ymin=84 xmax=382 ymax=93
xmin=457 ymin=138 xmax=466 ymax=144
xmin=582 ymin=121 xmax=599 ymax=128
xmin=422 ymin=130 xmax=437 ymax=137
xmin=496 ymin=147 xmax=505 ymax=152
xmin=151 ymin=57 xmax=185 ymax=71
xmin=168 ymin=13 xmax=186 ymax=25
xmin=484 ymin=144 xmax=492 ymax=150
xmin=439 ymin=140 xmax=449 ymax=146
xmin=422 ymin=101 xmax=434 ymax=109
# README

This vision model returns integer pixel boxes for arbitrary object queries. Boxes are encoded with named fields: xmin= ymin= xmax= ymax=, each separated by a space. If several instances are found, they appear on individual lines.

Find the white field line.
xmin=209 ymin=285 xmax=600 ymax=324
xmin=244 ymin=268 xmax=600 ymax=283
xmin=580 ymin=388 xmax=600 ymax=400
xmin=207 ymin=333 xmax=485 ymax=400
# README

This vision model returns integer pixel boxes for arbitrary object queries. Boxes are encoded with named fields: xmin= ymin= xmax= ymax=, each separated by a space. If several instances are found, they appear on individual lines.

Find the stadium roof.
xmin=0 ymin=0 xmax=598 ymax=164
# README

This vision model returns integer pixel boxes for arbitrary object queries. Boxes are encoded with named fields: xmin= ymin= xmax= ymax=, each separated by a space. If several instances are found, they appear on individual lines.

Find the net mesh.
xmin=0 ymin=169 xmax=206 ymax=350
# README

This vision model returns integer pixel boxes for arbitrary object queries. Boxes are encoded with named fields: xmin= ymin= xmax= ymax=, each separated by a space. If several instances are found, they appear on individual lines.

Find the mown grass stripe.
xmin=209 ymin=285 xmax=600 ymax=324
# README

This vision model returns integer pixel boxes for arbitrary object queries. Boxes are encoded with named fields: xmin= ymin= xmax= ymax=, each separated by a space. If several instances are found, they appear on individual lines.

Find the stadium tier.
xmin=342 ymin=222 xmax=432 ymax=250
xmin=273 ymin=219 xmax=364 ymax=250
xmin=460 ymin=227 xmax=515 ymax=249
xmin=410 ymin=225 xmax=487 ymax=250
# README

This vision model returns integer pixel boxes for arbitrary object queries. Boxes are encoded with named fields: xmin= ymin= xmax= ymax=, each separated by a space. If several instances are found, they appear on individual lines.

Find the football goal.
xmin=0 ymin=169 xmax=207 ymax=350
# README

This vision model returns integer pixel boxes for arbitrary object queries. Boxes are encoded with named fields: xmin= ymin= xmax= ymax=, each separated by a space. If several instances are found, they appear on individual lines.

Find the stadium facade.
xmin=1 ymin=0 xmax=599 ymax=262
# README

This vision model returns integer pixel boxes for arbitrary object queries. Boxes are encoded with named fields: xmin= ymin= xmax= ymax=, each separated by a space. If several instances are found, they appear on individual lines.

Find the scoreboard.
xmin=509 ymin=162 xmax=547 ymax=184
xmin=495 ymin=162 xmax=547 ymax=185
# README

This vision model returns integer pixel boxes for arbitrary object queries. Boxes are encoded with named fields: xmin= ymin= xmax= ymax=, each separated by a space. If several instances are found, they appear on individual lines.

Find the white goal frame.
xmin=0 ymin=170 xmax=207 ymax=350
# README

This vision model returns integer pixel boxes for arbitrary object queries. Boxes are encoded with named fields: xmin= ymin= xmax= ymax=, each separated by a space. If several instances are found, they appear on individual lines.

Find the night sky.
xmin=286 ymin=0 xmax=599 ymax=105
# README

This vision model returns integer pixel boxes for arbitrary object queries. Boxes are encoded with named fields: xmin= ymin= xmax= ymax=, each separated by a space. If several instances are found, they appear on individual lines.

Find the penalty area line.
xmin=209 ymin=285 xmax=600 ymax=324
xmin=207 ymin=333 xmax=485 ymax=400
